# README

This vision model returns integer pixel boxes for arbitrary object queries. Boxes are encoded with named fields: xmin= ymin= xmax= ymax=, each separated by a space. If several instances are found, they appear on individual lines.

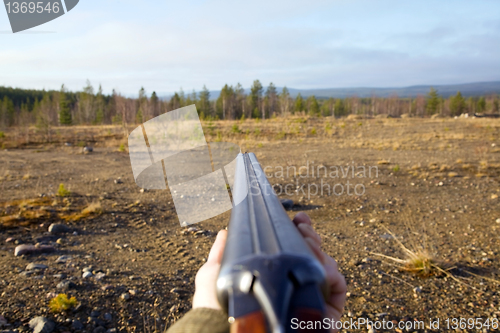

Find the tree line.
xmin=1 ymin=81 xmax=499 ymax=131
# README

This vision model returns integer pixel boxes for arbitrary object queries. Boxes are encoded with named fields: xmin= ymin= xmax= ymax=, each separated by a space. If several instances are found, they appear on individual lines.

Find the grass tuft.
xmin=57 ymin=183 xmax=71 ymax=197
xmin=49 ymin=294 xmax=78 ymax=313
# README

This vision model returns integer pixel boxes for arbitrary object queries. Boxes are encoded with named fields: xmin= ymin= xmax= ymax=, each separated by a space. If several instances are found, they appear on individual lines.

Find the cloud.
xmin=0 ymin=0 xmax=499 ymax=94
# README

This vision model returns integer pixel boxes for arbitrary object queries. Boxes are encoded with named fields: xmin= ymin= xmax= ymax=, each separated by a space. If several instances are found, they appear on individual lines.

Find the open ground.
xmin=0 ymin=116 xmax=499 ymax=332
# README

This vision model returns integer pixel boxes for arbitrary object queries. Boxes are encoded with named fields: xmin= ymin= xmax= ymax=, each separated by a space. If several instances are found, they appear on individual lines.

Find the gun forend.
xmin=217 ymin=153 xmax=329 ymax=333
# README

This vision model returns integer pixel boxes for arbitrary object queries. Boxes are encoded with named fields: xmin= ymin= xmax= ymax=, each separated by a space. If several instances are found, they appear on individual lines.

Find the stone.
xmin=71 ymin=320 xmax=84 ymax=331
xmin=280 ymin=199 xmax=294 ymax=210
xmin=26 ymin=263 xmax=48 ymax=271
xmin=57 ymin=280 xmax=76 ymax=290
xmin=55 ymin=255 xmax=72 ymax=263
xmin=29 ymin=317 xmax=55 ymax=333
xmin=94 ymin=272 xmax=106 ymax=281
xmin=103 ymin=313 xmax=112 ymax=322
xmin=14 ymin=244 xmax=55 ymax=256
xmin=93 ymin=327 xmax=106 ymax=333
xmin=82 ymin=271 xmax=93 ymax=279
xmin=48 ymin=223 xmax=70 ymax=234
xmin=120 ymin=293 xmax=130 ymax=301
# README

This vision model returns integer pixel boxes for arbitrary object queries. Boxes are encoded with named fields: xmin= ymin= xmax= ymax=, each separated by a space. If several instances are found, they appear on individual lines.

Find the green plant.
xmin=77 ymin=141 xmax=86 ymax=148
xmin=215 ymin=130 xmax=222 ymax=142
xmin=231 ymin=124 xmax=241 ymax=134
xmin=310 ymin=127 xmax=317 ymax=135
xmin=49 ymin=294 xmax=78 ymax=313
xmin=254 ymin=128 xmax=261 ymax=136
xmin=257 ymin=143 xmax=263 ymax=148
xmin=57 ymin=183 xmax=71 ymax=197
xmin=118 ymin=143 xmax=125 ymax=152
xmin=276 ymin=131 xmax=286 ymax=140
xmin=324 ymin=122 xmax=332 ymax=131
xmin=0 ymin=131 xmax=5 ymax=139
xmin=393 ymin=165 xmax=400 ymax=172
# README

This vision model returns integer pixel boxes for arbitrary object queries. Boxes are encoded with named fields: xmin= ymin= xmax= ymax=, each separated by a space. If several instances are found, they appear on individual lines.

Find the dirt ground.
xmin=0 ymin=117 xmax=499 ymax=332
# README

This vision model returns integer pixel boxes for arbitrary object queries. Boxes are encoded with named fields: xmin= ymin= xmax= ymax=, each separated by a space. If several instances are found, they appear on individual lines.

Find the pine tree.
xmin=426 ymin=87 xmax=439 ymax=115
xmin=294 ymin=93 xmax=304 ymax=113
xmin=307 ymin=95 xmax=320 ymax=116
xmin=477 ymin=96 xmax=486 ymax=113
xmin=59 ymin=85 xmax=72 ymax=125
xmin=250 ymin=80 xmax=263 ymax=118
xmin=450 ymin=91 xmax=466 ymax=116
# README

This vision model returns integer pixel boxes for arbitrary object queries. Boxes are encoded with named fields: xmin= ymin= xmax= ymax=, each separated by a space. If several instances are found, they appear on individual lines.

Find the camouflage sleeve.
xmin=166 ymin=308 xmax=229 ymax=333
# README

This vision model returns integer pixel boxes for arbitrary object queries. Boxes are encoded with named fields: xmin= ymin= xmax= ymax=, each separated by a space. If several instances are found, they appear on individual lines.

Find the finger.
xmin=323 ymin=256 xmax=347 ymax=314
xmin=305 ymin=237 xmax=326 ymax=264
xmin=297 ymin=223 xmax=321 ymax=247
xmin=206 ymin=229 xmax=228 ymax=264
xmin=292 ymin=212 xmax=312 ymax=227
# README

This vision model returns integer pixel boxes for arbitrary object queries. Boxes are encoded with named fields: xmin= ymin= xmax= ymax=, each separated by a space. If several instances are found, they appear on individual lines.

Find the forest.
xmin=1 ymin=80 xmax=499 ymax=131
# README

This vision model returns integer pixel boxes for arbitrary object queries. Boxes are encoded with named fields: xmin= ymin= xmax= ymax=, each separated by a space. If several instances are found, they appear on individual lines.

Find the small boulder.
xmin=56 ymin=280 xmax=76 ymax=291
xmin=26 ymin=263 xmax=48 ymax=271
xmin=280 ymin=199 xmax=294 ymax=210
xmin=48 ymin=223 xmax=70 ymax=234
xmin=14 ymin=244 xmax=55 ymax=256
xmin=29 ymin=317 xmax=55 ymax=333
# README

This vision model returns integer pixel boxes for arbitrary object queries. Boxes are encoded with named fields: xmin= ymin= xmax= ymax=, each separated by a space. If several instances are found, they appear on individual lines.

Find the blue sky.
xmin=1 ymin=0 xmax=499 ymax=96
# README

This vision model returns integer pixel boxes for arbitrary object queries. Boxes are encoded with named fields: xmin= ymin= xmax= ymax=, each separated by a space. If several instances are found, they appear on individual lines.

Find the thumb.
xmin=206 ymin=229 xmax=228 ymax=264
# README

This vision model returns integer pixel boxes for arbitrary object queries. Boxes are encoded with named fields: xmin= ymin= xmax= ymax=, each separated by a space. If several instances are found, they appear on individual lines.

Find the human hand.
xmin=192 ymin=229 xmax=227 ymax=310
xmin=192 ymin=212 xmax=347 ymax=331
xmin=292 ymin=212 xmax=347 ymax=333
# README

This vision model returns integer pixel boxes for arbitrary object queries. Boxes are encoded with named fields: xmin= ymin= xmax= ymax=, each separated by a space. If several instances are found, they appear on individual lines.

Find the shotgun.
xmin=217 ymin=153 xmax=329 ymax=333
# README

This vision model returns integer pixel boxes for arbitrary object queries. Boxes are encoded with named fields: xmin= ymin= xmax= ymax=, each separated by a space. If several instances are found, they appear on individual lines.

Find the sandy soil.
xmin=0 ymin=117 xmax=499 ymax=332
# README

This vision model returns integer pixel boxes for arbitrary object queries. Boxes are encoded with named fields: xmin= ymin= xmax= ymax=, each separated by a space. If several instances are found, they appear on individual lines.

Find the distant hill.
xmin=162 ymin=81 xmax=500 ymax=100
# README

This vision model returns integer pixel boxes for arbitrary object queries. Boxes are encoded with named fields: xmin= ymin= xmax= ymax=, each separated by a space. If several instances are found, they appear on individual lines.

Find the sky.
xmin=1 ymin=0 xmax=500 ymax=96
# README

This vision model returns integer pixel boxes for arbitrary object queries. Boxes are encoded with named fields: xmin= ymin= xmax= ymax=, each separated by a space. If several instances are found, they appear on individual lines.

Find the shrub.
xmin=118 ymin=143 xmax=125 ymax=152
xmin=310 ymin=127 xmax=317 ymax=135
xmin=231 ymin=124 xmax=241 ymax=134
xmin=393 ymin=165 xmax=400 ymax=172
xmin=0 ymin=131 xmax=5 ymax=139
xmin=57 ymin=183 xmax=71 ymax=197
xmin=254 ymin=128 xmax=261 ymax=136
xmin=49 ymin=294 xmax=78 ymax=313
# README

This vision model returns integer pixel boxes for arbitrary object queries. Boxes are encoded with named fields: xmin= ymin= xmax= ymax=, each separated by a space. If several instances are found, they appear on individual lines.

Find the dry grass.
xmin=371 ymin=226 xmax=445 ymax=278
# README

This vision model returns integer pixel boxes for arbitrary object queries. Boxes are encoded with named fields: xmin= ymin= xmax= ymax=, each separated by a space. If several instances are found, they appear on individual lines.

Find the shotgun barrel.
xmin=217 ymin=153 xmax=328 ymax=333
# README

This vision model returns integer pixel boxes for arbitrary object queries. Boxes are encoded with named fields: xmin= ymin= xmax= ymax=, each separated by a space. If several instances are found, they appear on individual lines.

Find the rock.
xmin=114 ymin=179 xmax=123 ymax=184
xmin=106 ymin=329 xmax=116 ymax=333
xmin=26 ymin=263 xmax=48 ymax=271
xmin=55 ymin=255 xmax=72 ymax=264
xmin=280 ymin=199 xmax=294 ymax=210
xmin=128 ymin=289 xmax=137 ymax=295
xmin=120 ymin=293 xmax=130 ymax=301
xmin=413 ymin=286 xmax=422 ymax=293
xmin=90 ymin=310 xmax=100 ymax=318
xmin=94 ymin=272 xmax=106 ymax=281
xmin=29 ymin=317 xmax=55 ymax=333
xmin=48 ymin=223 xmax=70 ymax=234
xmin=82 ymin=271 xmax=93 ymax=279
xmin=19 ymin=271 xmax=34 ymax=277
xmin=82 ymin=266 xmax=92 ymax=273
xmin=103 ymin=313 xmax=112 ymax=322
xmin=0 ymin=315 xmax=8 ymax=326
xmin=496 ymin=218 xmax=500 ymax=224
xmin=71 ymin=320 xmax=84 ymax=331
xmin=14 ymin=244 xmax=55 ymax=256
xmin=93 ymin=327 xmax=105 ymax=333
xmin=5 ymin=237 xmax=14 ymax=243
xmin=57 ymin=280 xmax=76 ymax=290
xmin=53 ymin=273 xmax=66 ymax=279
xmin=101 ymin=285 xmax=113 ymax=291
xmin=56 ymin=238 xmax=65 ymax=245
xmin=83 ymin=146 xmax=93 ymax=153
